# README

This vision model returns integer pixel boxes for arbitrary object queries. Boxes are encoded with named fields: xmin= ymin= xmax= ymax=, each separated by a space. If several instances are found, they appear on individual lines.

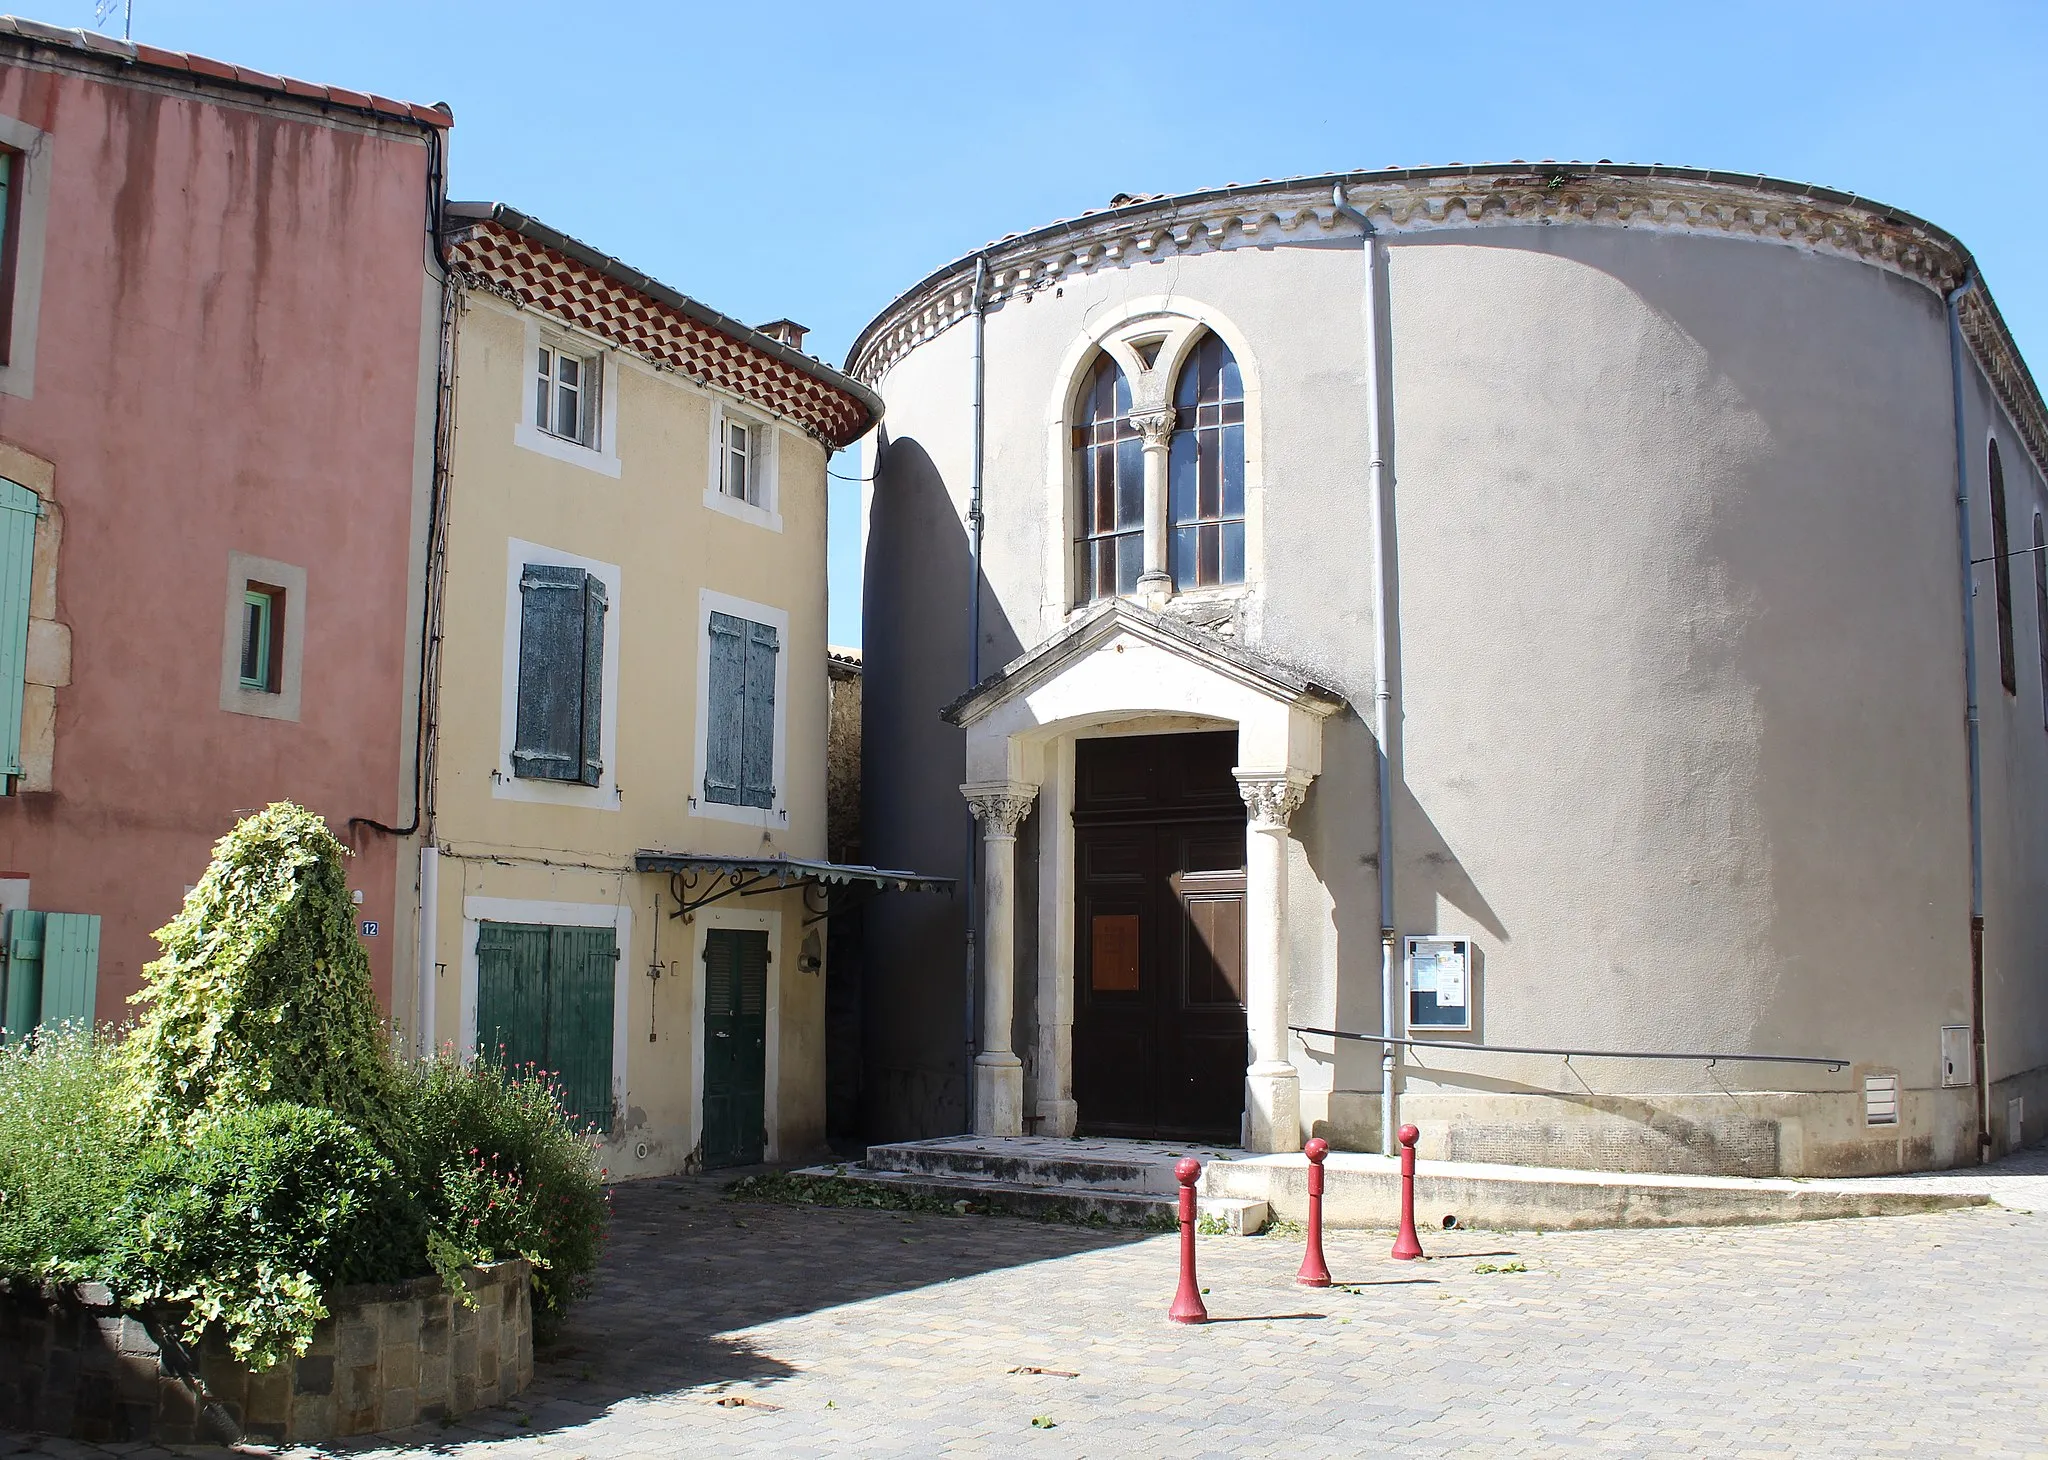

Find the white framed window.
xmin=495 ymin=537 xmax=621 ymax=810
xmin=513 ymin=317 xmax=621 ymax=478
xmin=704 ymin=402 xmax=782 ymax=532
xmin=536 ymin=341 xmax=598 ymax=447
xmin=721 ymin=416 xmax=754 ymax=503
xmin=691 ymin=587 xmax=789 ymax=824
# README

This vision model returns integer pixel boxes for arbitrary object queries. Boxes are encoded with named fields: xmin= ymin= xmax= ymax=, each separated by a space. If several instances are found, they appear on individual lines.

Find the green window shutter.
xmin=475 ymin=921 xmax=550 ymax=1070
xmin=739 ymin=621 xmax=779 ymax=810
xmin=547 ymin=925 xmax=617 ymax=1132
xmin=2 ymin=908 xmax=43 ymax=1043
xmin=578 ymin=573 xmax=606 ymax=787
xmin=0 ymin=478 xmax=39 ymax=786
xmin=37 ymin=913 xmax=98 ymax=1030
xmin=513 ymin=565 xmax=592 ymax=782
xmin=704 ymin=611 xmax=745 ymax=804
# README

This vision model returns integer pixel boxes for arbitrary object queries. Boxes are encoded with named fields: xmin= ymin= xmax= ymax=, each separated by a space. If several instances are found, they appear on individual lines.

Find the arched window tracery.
xmin=1168 ymin=333 xmax=1245 ymax=590
xmin=1074 ymin=354 xmax=1143 ymax=600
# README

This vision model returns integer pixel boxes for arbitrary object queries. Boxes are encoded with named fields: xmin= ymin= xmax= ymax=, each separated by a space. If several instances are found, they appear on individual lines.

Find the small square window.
xmin=721 ymin=418 xmax=753 ymax=504
xmin=536 ymin=341 xmax=599 ymax=447
xmin=239 ymin=586 xmax=282 ymax=693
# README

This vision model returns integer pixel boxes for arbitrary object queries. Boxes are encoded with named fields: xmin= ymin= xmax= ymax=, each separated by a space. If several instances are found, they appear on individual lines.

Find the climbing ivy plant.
xmin=123 ymin=802 xmax=398 ymax=1144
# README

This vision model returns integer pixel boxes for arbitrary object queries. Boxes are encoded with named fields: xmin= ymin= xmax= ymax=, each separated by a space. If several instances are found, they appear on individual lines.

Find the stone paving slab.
xmin=8 ymin=1159 xmax=2048 ymax=1457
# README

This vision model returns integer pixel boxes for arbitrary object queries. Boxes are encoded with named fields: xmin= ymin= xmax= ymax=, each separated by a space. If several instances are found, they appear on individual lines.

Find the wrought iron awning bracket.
xmin=668 ymin=867 xmax=781 ymax=923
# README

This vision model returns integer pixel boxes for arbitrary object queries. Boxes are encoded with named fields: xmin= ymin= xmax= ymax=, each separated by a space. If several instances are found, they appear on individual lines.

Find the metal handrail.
xmin=1289 ymin=1025 xmax=1848 ymax=1072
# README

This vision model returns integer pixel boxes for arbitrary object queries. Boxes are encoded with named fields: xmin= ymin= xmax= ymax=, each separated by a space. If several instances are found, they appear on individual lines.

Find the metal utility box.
xmin=1941 ymin=1025 xmax=1973 ymax=1088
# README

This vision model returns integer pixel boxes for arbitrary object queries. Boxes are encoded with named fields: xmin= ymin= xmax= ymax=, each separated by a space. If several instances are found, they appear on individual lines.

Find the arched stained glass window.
xmin=1169 ymin=334 xmax=1245 ymax=590
xmin=1074 ymin=355 xmax=1143 ymax=600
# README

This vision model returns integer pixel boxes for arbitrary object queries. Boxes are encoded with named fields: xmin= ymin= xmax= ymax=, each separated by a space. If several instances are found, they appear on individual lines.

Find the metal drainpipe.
xmin=1945 ymin=274 xmax=1992 ymax=1162
xmin=963 ymin=254 xmax=990 ymax=1130
xmin=1333 ymin=185 xmax=1402 ymax=1158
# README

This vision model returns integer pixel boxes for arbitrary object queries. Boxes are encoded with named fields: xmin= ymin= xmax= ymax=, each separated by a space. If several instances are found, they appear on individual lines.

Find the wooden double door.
xmin=1072 ymin=732 xmax=1248 ymax=1143
xmin=475 ymin=921 xmax=618 ymax=1133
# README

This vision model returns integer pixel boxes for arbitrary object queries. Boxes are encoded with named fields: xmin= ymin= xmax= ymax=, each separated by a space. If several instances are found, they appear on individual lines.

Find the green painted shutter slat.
xmin=548 ymin=925 xmax=616 ymax=1132
xmin=0 ymin=478 xmax=39 ymax=784
xmin=475 ymin=921 xmax=550 ymax=1071
xmin=512 ymin=565 xmax=589 ymax=782
xmin=37 ymin=913 xmax=98 ymax=1030
xmin=2 ymin=908 xmax=43 ymax=1043
xmin=701 ymin=927 xmax=767 ymax=1168
xmin=739 ymin=621 xmax=778 ymax=810
xmin=704 ymin=612 xmax=745 ymax=804
xmin=578 ymin=573 xmax=607 ymax=787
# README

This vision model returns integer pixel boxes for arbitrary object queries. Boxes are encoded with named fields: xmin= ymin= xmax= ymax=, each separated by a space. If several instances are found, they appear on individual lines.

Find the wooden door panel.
xmin=548 ymin=926 xmax=618 ymax=1134
xmin=1072 ymin=733 xmax=1248 ymax=1143
xmin=703 ymin=927 xmax=769 ymax=1168
xmin=475 ymin=922 xmax=550 ymax=1072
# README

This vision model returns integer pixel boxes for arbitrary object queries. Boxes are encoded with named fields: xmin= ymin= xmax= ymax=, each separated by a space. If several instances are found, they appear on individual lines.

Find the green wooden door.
xmin=2 ymin=909 xmax=42 ymax=1044
xmin=702 ymin=928 xmax=768 ymax=1168
xmin=475 ymin=920 xmax=616 ymax=1133
xmin=548 ymin=926 xmax=618 ymax=1132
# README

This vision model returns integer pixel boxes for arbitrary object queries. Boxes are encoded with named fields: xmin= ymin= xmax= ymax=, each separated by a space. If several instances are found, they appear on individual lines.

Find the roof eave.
xmin=447 ymin=201 xmax=882 ymax=441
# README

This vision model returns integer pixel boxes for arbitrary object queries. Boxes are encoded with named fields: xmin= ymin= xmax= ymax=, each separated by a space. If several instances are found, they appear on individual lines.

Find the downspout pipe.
xmin=1333 ymin=185 xmax=1401 ymax=1158
xmin=1945 ymin=275 xmax=1992 ymax=1161
xmin=963 ymin=254 xmax=990 ymax=1129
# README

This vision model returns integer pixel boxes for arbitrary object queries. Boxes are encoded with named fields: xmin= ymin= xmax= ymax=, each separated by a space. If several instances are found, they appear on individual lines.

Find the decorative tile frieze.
xmin=847 ymin=166 xmax=2048 ymax=479
xmin=449 ymin=222 xmax=872 ymax=448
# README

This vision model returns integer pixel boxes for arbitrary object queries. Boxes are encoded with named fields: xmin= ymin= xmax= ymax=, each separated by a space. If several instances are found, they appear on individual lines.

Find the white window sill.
xmin=492 ymin=765 xmax=621 ymax=811
xmin=703 ymin=486 xmax=783 ymax=534
xmin=688 ymin=795 xmax=788 ymax=827
xmin=515 ymin=421 xmax=622 ymax=479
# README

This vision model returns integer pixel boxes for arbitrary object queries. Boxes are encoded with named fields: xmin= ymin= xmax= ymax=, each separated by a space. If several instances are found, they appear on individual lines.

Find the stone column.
xmin=963 ymin=779 xmax=1037 ymax=1136
xmin=1132 ymin=406 xmax=1176 ymax=609
xmin=1235 ymin=770 xmax=1311 ymax=1153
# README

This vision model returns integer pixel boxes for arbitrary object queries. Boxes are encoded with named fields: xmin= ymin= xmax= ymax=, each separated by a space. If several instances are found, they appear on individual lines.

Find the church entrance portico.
xmin=946 ymin=602 xmax=1342 ymax=1154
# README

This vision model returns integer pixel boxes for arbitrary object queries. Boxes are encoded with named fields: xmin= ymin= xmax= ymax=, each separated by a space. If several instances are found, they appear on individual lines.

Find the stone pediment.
xmin=942 ymin=600 xmax=1345 ymax=730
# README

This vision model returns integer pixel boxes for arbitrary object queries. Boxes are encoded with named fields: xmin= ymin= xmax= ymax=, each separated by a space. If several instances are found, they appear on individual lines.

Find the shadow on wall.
xmin=859 ymin=431 xmax=1017 ymax=1141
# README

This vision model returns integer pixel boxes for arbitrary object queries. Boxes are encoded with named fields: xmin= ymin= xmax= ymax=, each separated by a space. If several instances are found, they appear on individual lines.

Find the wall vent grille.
xmin=1864 ymin=1073 xmax=1900 ymax=1127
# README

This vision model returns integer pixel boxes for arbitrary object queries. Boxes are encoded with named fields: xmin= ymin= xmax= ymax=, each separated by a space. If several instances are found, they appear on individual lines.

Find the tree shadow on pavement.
xmin=374 ymin=1170 xmax=1151 ymax=1448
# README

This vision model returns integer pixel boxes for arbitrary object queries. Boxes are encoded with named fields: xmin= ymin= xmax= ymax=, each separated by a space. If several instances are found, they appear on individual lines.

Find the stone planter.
xmin=0 ymin=1259 xmax=533 ymax=1443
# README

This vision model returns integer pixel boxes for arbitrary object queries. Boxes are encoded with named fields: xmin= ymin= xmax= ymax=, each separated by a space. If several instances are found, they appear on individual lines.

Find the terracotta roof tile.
xmin=446 ymin=206 xmax=880 ymax=448
xmin=0 ymin=16 xmax=453 ymax=129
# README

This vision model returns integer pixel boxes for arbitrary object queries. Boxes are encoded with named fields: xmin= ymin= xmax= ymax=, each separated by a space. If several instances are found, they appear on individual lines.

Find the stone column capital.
xmin=962 ymin=779 xmax=1037 ymax=838
xmin=1130 ymin=406 xmax=1178 ymax=449
xmin=1233 ymin=770 xmax=1312 ymax=831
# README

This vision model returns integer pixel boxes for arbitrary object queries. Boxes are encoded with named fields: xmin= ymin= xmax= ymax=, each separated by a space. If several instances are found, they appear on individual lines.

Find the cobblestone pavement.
xmin=9 ymin=1164 xmax=2048 ymax=1458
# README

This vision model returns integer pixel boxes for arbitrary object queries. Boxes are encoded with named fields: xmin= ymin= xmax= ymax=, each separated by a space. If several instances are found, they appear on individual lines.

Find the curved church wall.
xmin=855 ymin=168 xmax=2048 ymax=1174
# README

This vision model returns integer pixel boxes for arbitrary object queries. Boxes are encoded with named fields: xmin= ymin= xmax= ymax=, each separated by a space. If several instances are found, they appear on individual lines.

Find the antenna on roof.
xmin=93 ymin=0 xmax=133 ymax=41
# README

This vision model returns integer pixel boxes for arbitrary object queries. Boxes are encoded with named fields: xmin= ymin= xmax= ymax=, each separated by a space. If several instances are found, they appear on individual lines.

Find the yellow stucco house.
xmin=402 ymin=202 xmax=932 ymax=1175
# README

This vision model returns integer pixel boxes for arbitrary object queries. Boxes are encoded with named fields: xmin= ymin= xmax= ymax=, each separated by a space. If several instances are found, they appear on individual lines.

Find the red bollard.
xmin=1296 ymin=1137 xmax=1331 ymax=1287
xmin=1391 ymin=1122 xmax=1425 ymax=1261
xmin=1168 ymin=1156 xmax=1208 ymax=1324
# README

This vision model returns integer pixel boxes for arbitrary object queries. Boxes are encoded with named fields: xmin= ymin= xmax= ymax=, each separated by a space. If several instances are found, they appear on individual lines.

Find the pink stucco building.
xmin=0 ymin=20 xmax=448 ymax=1023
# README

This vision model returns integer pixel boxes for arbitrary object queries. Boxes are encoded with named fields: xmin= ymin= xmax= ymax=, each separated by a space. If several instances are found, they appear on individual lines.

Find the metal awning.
xmin=631 ymin=851 xmax=953 ymax=924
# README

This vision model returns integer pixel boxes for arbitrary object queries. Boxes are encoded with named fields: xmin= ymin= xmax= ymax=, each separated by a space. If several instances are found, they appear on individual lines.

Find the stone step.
xmin=790 ymin=1164 xmax=1269 ymax=1235
xmin=863 ymin=1136 xmax=1238 ymax=1196
xmin=1202 ymin=1152 xmax=1994 ymax=1232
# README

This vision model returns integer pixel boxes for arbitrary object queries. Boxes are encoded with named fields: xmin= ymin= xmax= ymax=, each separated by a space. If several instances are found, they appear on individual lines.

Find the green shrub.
xmin=397 ymin=1053 xmax=608 ymax=1329
xmin=111 ymin=1103 xmax=425 ymax=1370
xmin=0 ymin=1024 xmax=134 ymax=1280
xmin=123 ymin=802 xmax=398 ymax=1145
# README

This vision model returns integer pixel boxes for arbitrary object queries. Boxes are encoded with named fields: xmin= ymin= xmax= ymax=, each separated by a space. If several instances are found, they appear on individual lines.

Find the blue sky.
xmin=39 ymin=1 xmax=2048 ymax=646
